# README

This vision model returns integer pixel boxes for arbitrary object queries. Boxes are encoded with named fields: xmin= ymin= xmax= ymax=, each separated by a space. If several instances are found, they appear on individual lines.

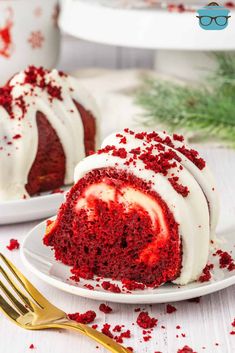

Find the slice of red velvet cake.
xmin=44 ymin=129 xmax=219 ymax=287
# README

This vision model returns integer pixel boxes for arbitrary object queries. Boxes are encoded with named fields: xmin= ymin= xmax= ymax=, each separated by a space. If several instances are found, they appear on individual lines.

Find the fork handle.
xmin=56 ymin=320 xmax=132 ymax=353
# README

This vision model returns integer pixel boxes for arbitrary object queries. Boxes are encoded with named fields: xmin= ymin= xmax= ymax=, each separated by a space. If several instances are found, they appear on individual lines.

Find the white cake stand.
xmin=60 ymin=0 xmax=235 ymax=79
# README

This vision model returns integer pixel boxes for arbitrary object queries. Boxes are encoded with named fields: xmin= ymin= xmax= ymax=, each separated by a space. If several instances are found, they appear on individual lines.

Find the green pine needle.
xmin=136 ymin=53 xmax=235 ymax=147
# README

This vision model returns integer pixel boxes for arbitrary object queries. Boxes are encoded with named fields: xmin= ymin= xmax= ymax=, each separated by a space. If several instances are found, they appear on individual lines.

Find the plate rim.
xmin=21 ymin=218 xmax=235 ymax=304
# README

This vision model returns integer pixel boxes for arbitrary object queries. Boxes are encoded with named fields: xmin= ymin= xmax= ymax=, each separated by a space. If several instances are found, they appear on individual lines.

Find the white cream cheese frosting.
xmin=74 ymin=130 xmax=219 ymax=285
xmin=0 ymin=68 xmax=99 ymax=201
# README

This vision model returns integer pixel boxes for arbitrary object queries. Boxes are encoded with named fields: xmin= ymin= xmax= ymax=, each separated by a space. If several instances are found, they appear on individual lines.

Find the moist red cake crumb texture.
xmin=67 ymin=310 xmax=96 ymax=324
xmin=136 ymin=312 xmax=158 ymax=329
xmin=29 ymin=344 xmax=35 ymax=349
xmin=43 ymin=168 xmax=181 ymax=287
xmin=99 ymin=304 xmax=113 ymax=314
xmin=6 ymin=238 xmax=20 ymax=250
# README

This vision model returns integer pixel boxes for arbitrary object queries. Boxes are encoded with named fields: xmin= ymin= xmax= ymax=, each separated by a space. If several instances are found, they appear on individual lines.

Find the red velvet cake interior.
xmin=44 ymin=168 xmax=181 ymax=287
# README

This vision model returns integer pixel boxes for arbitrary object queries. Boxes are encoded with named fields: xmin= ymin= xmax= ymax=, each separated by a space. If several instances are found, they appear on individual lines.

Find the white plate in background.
xmin=0 ymin=189 xmax=68 ymax=225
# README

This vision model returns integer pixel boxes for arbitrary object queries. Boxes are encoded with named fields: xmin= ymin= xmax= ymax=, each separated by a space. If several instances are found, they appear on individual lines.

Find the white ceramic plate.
xmin=21 ymin=218 xmax=235 ymax=304
xmin=0 ymin=189 xmax=68 ymax=225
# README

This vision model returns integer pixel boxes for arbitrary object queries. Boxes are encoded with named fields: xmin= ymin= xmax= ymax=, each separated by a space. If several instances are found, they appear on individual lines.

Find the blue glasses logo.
xmin=197 ymin=2 xmax=231 ymax=30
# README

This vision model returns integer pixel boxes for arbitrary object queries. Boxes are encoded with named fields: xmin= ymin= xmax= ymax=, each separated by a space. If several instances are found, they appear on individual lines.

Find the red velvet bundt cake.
xmin=44 ymin=129 xmax=219 ymax=287
xmin=0 ymin=66 xmax=98 ymax=201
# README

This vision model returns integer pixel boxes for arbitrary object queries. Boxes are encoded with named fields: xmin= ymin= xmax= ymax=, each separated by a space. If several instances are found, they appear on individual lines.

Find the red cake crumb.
xmin=113 ymin=325 xmax=122 ymax=332
xmin=101 ymin=281 xmax=121 ymax=293
xmin=232 ymin=318 xmax=235 ymax=327
xmin=115 ymin=329 xmax=131 ymax=343
xmin=134 ymin=308 xmax=141 ymax=312
xmin=166 ymin=304 xmax=177 ymax=313
xmin=173 ymin=134 xmax=184 ymax=142
xmin=216 ymin=250 xmax=235 ymax=271
xmin=143 ymin=335 xmax=152 ymax=342
xmin=122 ymin=279 xmax=145 ymax=291
xmin=29 ymin=344 xmax=35 ymax=349
xmin=230 ymin=331 xmax=235 ymax=335
xmin=13 ymin=134 xmax=21 ymax=139
xmin=127 ymin=348 xmax=134 ymax=352
xmin=136 ymin=312 xmax=158 ymax=329
xmin=182 ymin=333 xmax=186 ymax=338
xmin=71 ymin=266 xmax=94 ymax=281
xmin=198 ymin=264 xmax=214 ymax=283
xmin=92 ymin=324 xmax=98 ymax=329
xmin=176 ymin=325 xmax=181 ymax=329
xmin=68 ymin=310 xmax=96 ymax=324
xmin=168 ymin=177 xmax=189 ymax=197
xmin=187 ymin=297 xmax=201 ymax=303
xmin=6 ymin=239 xmax=20 ymax=251
xmin=101 ymin=324 xmax=113 ymax=338
xmin=99 ymin=304 xmax=113 ymax=314
xmin=84 ymin=284 xmax=94 ymax=290
xmin=177 ymin=346 xmax=197 ymax=353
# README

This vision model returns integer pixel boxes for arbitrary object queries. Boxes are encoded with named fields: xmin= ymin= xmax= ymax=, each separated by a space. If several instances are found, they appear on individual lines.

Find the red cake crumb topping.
xmin=29 ymin=344 xmax=35 ymax=349
xmin=92 ymin=324 xmax=98 ymax=329
xmin=166 ymin=304 xmax=177 ymax=314
xmin=68 ymin=310 xmax=96 ymax=324
xmin=168 ymin=177 xmax=189 ymax=197
xmin=101 ymin=281 xmax=121 ymax=293
xmin=101 ymin=324 xmax=113 ymax=338
xmin=24 ymin=66 xmax=63 ymax=101
xmin=216 ymin=250 xmax=235 ymax=271
xmin=0 ymin=86 xmax=14 ymax=118
xmin=176 ymin=325 xmax=181 ymax=329
xmin=177 ymin=346 xmax=197 ymax=353
xmin=124 ymin=130 xmax=206 ymax=170
xmin=99 ymin=304 xmax=113 ymax=314
xmin=177 ymin=146 xmax=205 ymax=170
xmin=230 ymin=331 xmax=235 ymax=335
xmin=6 ymin=239 xmax=20 ymax=251
xmin=232 ymin=318 xmax=235 ymax=327
xmin=198 ymin=264 xmax=214 ymax=283
xmin=121 ymin=279 xmax=145 ymax=291
xmin=136 ymin=312 xmax=158 ymax=329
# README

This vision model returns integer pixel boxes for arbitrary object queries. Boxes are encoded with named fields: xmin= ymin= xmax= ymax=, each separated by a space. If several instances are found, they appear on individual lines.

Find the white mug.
xmin=0 ymin=0 xmax=61 ymax=85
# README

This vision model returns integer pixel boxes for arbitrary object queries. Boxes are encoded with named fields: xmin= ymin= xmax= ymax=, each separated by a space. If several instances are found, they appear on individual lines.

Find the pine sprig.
xmin=136 ymin=53 xmax=235 ymax=147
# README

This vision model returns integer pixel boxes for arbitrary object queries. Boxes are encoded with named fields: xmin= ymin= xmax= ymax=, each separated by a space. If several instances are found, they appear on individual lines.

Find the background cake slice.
xmin=0 ymin=66 xmax=99 ymax=201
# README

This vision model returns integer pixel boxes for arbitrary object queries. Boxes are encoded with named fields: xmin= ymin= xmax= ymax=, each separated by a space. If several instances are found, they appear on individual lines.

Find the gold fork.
xmin=0 ymin=253 xmax=131 ymax=353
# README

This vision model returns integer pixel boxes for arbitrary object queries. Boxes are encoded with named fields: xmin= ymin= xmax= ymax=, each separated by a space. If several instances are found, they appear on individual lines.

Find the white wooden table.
xmin=0 ymin=69 xmax=235 ymax=353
